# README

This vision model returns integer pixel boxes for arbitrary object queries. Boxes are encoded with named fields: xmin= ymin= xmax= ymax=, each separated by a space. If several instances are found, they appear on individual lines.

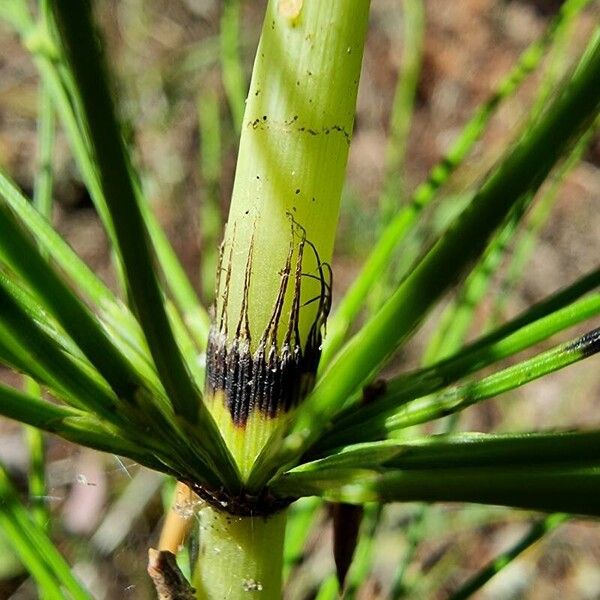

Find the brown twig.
xmin=147 ymin=549 xmax=195 ymax=600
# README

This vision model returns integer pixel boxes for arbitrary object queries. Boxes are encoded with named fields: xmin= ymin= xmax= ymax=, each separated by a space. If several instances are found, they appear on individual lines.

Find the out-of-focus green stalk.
xmin=378 ymin=0 xmax=425 ymax=223
xmin=220 ymin=0 xmax=246 ymax=134
xmin=422 ymin=194 xmax=532 ymax=364
xmin=314 ymin=574 xmax=338 ymax=600
xmin=0 ymin=464 xmax=93 ymax=600
xmin=33 ymin=82 xmax=54 ymax=220
xmin=25 ymin=58 xmax=56 ymax=537
xmin=24 ymin=379 xmax=48 ymax=533
xmin=489 ymin=122 xmax=598 ymax=326
xmin=369 ymin=0 xmax=425 ymax=314
xmin=198 ymin=88 xmax=223 ymax=304
xmin=283 ymin=497 xmax=322 ymax=581
xmin=447 ymin=513 xmax=568 ymax=600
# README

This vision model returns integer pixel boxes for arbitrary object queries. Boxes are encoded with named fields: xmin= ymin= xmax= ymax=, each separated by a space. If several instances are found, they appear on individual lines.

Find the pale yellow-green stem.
xmin=193 ymin=506 xmax=287 ymax=600
xmin=205 ymin=0 xmax=370 ymax=478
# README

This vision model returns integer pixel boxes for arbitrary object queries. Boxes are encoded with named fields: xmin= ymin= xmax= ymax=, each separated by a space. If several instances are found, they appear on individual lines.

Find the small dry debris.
xmin=147 ymin=549 xmax=195 ymax=600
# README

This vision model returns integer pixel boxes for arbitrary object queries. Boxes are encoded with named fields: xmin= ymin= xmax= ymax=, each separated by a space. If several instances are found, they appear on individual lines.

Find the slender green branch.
xmin=389 ymin=505 xmax=427 ymax=598
xmin=0 ymin=382 xmax=79 ymax=430
xmin=346 ymin=327 xmax=600 ymax=442
xmin=2 ymin=171 xmax=163 ymax=391
xmin=0 ymin=383 xmax=179 ymax=474
xmin=276 ymin=431 xmax=600 ymax=515
xmin=24 ymin=54 xmax=57 ymax=537
xmin=0 ymin=171 xmax=114 ymax=307
xmin=318 ymin=29 xmax=600 ymax=419
xmin=49 ymin=0 xmax=196 ymax=420
xmin=33 ymin=83 xmax=55 ymax=220
xmin=390 ymin=120 xmax=596 ymax=584
xmin=0 ymin=284 xmax=245 ymax=485
xmin=0 ymin=173 xmax=158 ymax=395
xmin=273 ymin=464 xmax=600 ymax=516
xmin=298 ymin=430 xmax=600 ymax=472
xmin=316 ymin=28 xmax=600 ymax=416
xmin=321 ymin=0 xmax=591 ymax=366
xmin=447 ymin=513 xmax=568 ymax=600
xmin=139 ymin=197 xmax=212 ymax=348
xmin=0 ymin=279 xmax=125 ymax=419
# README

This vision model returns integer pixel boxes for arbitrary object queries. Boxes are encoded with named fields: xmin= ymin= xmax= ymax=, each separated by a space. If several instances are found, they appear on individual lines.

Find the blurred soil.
xmin=0 ymin=1 xmax=599 ymax=598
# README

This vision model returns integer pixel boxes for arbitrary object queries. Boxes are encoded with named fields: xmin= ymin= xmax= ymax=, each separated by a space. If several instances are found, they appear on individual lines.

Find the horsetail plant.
xmin=0 ymin=0 xmax=599 ymax=599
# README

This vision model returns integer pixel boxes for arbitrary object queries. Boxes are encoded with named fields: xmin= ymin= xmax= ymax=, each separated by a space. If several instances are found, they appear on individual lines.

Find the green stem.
xmin=283 ymin=497 xmax=321 ymax=581
xmin=33 ymin=81 xmax=54 ymax=220
xmin=193 ymin=507 xmax=287 ymax=600
xmin=220 ymin=0 xmax=369 ymax=349
xmin=207 ymin=0 xmax=370 ymax=477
